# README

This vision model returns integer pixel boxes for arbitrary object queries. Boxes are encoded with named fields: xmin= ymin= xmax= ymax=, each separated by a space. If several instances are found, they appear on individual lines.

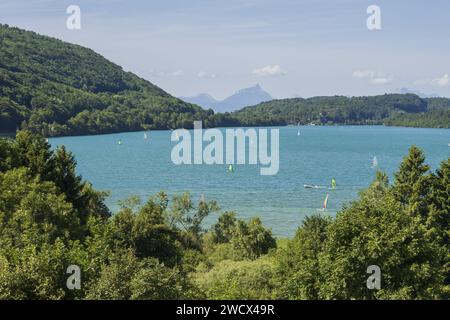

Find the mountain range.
xmin=180 ymin=84 xmax=273 ymax=113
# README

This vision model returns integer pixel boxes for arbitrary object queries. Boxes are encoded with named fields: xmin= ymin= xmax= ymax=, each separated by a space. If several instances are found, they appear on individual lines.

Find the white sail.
xmin=372 ymin=156 xmax=378 ymax=168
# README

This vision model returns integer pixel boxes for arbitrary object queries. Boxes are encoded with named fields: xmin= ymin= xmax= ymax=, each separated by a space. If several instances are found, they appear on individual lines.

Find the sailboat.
xmin=118 ymin=139 xmax=122 ymax=145
xmin=228 ymin=164 xmax=234 ymax=173
xmin=297 ymin=122 xmax=301 ymax=136
xmin=318 ymin=193 xmax=329 ymax=212
xmin=371 ymin=156 xmax=378 ymax=169
xmin=144 ymin=132 xmax=148 ymax=140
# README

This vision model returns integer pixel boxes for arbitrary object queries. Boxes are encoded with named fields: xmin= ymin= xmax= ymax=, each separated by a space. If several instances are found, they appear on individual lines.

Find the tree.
xmin=427 ymin=159 xmax=450 ymax=296
xmin=231 ymin=217 xmax=276 ymax=260
xmin=168 ymin=193 xmax=219 ymax=249
xmin=52 ymin=146 xmax=87 ymax=216
xmin=14 ymin=130 xmax=54 ymax=180
xmin=112 ymin=195 xmax=182 ymax=267
xmin=194 ymin=257 xmax=277 ymax=300
xmin=393 ymin=146 xmax=432 ymax=218
xmin=277 ymin=215 xmax=332 ymax=299
xmin=211 ymin=211 xmax=237 ymax=244
xmin=318 ymin=177 xmax=445 ymax=300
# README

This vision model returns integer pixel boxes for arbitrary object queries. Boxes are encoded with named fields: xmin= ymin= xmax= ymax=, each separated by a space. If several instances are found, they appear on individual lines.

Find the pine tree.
xmin=393 ymin=146 xmax=431 ymax=218
xmin=52 ymin=146 xmax=88 ymax=223
xmin=428 ymin=159 xmax=450 ymax=293
xmin=14 ymin=130 xmax=54 ymax=180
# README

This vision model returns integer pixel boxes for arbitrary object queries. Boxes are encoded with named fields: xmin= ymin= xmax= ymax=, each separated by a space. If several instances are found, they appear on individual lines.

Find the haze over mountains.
xmin=398 ymin=88 xmax=440 ymax=99
xmin=180 ymin=84 xmax=273 ymax=113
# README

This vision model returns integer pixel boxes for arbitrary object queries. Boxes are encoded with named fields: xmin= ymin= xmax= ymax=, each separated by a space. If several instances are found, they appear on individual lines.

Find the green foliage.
xmin=230 ymin=218 xmax=277 ymax=260
xmin=229 ymin=93 xmax=450 ymax=128
xmin=111 ymin=194 xmax=182 ymax=266
xmin=318 ymin=186 xmax=444 ymax=300
xmin=277 ymin=215 xmax=332 ymax=299
xmin=385 ymin=109 xmax=450 ymax=128
xmin=0 ymin=131 xmax=448 ymax=300
xmin=211 ymin=211 xmax=237 ymax=244
xmin=167 ymin=193 xmax=219 ymax=249
xmin=194 ymin=257 xmax=278 ymax=300
xmin=393 ymin=146 xmax=432 ymax=217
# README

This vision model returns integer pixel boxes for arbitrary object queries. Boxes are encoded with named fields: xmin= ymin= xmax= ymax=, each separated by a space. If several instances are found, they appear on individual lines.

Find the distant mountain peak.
xmin=181 ymin=84 xmax=273 ymax=113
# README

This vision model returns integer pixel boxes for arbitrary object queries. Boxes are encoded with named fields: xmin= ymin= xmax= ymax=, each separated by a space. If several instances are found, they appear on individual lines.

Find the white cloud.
xmin=352 ymin=70 xmax=375 ymax=79
xmin=197 ymin=71 xmax=217 ymax=79
xmin=415 ymin=74 xmax=449 ymax=87
xmin=149 ymin=69 xmax=184 ymax=77
xmin=253 ymin=65 xmax=286 ymax=77
xmin=352 ymin=70 xmax=393 ymax=85
xmin=370 ymin=77 xmax=393 ymax=85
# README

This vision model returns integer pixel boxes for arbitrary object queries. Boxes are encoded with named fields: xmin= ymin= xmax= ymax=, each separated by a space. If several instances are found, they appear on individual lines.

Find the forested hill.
xmin=0 ymin=24 xmax=212 ymax=136
xmin=231 ymin=94 xmax=450 ymax=128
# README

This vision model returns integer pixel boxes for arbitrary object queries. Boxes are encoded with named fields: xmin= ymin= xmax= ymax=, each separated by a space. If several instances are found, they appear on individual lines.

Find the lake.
xmin=49 ymin=126 xmax=450 ymax=237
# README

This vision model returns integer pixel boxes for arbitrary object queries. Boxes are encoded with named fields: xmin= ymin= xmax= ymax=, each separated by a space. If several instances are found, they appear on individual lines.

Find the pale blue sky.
xmin=1 ymin=0 xmax=449 ymax=99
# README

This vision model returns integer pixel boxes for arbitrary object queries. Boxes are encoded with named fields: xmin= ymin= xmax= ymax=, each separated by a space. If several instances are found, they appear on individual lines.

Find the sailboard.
xmin=318 ymin=193 xmax=329 ymax=211
xmin=331 ymin=178 xmax=337 ymax=190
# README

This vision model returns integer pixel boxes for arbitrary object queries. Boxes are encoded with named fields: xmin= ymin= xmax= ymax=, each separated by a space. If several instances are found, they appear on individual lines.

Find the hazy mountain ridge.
xmin=181 ymin=84 xmax=273 ymax=113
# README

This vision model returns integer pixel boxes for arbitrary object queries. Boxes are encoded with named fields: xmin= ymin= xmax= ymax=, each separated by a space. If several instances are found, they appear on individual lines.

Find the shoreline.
xmin=5 ymin=123 xmax=449 ymax=140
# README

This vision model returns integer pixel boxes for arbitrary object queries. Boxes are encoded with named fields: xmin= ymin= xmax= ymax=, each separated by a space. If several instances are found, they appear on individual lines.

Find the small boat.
xmin=228 ymin=164 xmax=234 ymax=173
xmin=144 ymin=132 xmax=148 ymax=140
xmin=304 ymin=184 xmax=325 ymax=189
xmin=118 ymin=140 xmax=122 ymax=145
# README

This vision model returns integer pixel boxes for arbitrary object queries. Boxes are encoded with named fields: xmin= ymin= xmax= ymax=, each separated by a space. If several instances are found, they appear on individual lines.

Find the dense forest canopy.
xmin=1 ymin=24 xmax=449 ymax=137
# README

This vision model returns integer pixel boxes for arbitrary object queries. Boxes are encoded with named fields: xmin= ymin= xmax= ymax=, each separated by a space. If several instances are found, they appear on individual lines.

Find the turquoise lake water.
xmin=49 ymin=126 xmax=450 ymax=237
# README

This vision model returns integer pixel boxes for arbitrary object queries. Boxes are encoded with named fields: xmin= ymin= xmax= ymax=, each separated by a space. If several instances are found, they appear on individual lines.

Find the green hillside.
xmin=0 ymin=24 xmax=212 ymax=136
xmin=231 ymin=94 xmax=450 ymax=128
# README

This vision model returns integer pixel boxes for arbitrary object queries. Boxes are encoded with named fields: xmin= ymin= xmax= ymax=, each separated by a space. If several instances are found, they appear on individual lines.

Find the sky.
xmin=1 ymin=0 xmax=450 ymax=99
